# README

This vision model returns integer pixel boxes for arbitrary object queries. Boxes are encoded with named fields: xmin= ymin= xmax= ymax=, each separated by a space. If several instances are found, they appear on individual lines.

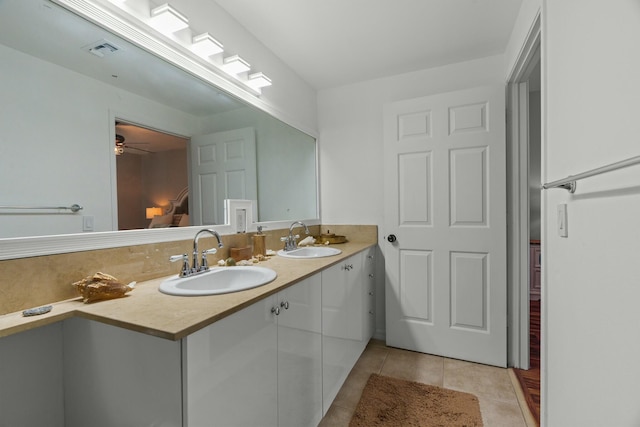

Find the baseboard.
xmin=373 ymin=328 xmax=386 ymax=342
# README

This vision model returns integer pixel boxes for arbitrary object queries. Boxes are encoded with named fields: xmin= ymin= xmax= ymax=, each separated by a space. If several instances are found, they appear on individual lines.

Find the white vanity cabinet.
xmin=0 ymin=246 xmax=375 ymax=426
xmin=321 ymin=250 xmax=373 ymax=414
xmin=63 ymin=317 xmax=183 ymax=427
xmin=183 ymin=297 xmax=278 ymax=427
xmin=274 ymin=274 xmax=323 ymax=427
xmin=184 ymin=273 xmax=322 ymax=427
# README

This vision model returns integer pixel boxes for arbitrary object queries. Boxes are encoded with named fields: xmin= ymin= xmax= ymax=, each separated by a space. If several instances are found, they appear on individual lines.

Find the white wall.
xmin=543 ymin=1 xmax=640 ymax=425
xmin=0 ymin=323 xmax=65 ymax=426
xmin=0 ymin=43 xmax=199 ymax=237
xmin=317 ymin=55 xmax=506 ymax=338
xmin=504 ymin=0 xmax=541 ymax=80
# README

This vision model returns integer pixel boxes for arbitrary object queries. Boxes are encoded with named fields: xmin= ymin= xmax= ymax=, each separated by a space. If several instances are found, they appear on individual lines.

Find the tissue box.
xmin=230 ymin=246 xmax=252 ymax=261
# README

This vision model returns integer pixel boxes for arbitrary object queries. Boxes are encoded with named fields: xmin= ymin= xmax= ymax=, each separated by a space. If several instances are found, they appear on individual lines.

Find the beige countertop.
xmin=0 ymin=242 xmax=375 ymax=341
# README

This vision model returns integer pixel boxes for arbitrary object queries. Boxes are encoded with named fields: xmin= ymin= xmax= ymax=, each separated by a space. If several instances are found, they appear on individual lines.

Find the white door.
xmin=190 ymin=127 xmax=257 ymax=225
xmin=383 ymin=86 xmax=507 ymax=367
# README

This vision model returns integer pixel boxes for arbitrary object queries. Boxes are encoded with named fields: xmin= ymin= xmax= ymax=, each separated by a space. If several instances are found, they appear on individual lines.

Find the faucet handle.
xmin=170 ymin=254 xmax=190 ymax=277
xmin=201 ymin=248 xmax=218 ymax=270
xmin=170 ymin=254 xmax=188 ymax=263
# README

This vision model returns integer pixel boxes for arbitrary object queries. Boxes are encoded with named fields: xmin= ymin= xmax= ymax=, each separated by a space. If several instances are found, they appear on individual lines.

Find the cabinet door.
xmin=321 ymin=252 xmax=367 ymax=414
xmin=184 ymin=298 xmax=278 ymax=427
xmin=276 ymin=274 xmax=322 ymax=427
xmin=321 ymin=261 xmax=350 ymax=340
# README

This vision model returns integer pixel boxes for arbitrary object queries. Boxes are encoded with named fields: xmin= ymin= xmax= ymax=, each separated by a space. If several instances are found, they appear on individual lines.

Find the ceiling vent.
xmin=83 ymin=39 xmax=121 ymax=58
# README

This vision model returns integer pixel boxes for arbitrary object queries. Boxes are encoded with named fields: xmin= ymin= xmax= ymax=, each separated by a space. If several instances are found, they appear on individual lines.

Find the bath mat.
xmin=350 ymin=374 xmax=483 ymax=427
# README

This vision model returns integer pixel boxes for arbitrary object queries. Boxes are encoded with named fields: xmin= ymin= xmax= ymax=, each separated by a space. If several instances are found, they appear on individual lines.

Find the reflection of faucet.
xmin=281 ymin=221 xmax=310 ymax=251
xmin=170 ymin=228 xmax=224 ymax=277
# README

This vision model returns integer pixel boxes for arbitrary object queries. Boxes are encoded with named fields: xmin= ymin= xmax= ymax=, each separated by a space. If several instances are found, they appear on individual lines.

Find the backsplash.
xmin=0 ymin=225 xmax=376 ymax=315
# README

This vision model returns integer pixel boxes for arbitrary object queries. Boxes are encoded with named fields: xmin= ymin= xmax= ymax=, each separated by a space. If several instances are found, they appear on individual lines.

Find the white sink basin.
xmin=159 ymin=266 xmax=277 ymax=296
xmin=277 ymin=246 xmax=342 ymax=259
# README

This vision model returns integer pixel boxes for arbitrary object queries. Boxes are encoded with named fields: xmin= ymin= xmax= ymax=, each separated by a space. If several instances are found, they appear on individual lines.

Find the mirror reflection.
xmin=114 ymin=122 xmax=189 ymax=231
xmin=0 ymin=0 xmax=317 ymax=239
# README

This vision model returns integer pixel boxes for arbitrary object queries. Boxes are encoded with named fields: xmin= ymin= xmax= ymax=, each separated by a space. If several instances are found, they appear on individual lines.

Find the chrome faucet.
xmin=193 ymin=229 xmax=223 ymax=272
xmin=170 ymin=228 xmax=224 ymax=277
xmin=281 ymin=221 xmax=310 ymax=251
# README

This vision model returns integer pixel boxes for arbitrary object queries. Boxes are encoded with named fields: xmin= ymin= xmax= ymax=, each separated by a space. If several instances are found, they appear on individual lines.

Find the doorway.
xmin=505 ymin=12 xmax=542 ymax=425
xmin=513 ymin=57 xmax=542 ymax=424
xmin=114 ymin=120 xmax=189 ymax=230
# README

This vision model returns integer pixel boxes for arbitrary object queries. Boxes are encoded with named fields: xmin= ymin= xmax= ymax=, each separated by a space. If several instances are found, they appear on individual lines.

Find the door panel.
xmin=400 ymin=250 xmax=433 ymax=322
xmin=450 ymin=147 xmax=487 ymax=226
xmin=399 ymin=152 xmax=432 ymax=225
xmin=384 ymin=86 xmax=506 ymax=367
xmin=450 ymin=251 xmax=487 ymax=331
xmin=190 ymin=127 xmax=256 ymax=225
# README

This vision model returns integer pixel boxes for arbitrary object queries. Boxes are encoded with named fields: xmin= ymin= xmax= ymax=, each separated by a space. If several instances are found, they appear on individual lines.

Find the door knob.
xmin=387 ymin=234 xmax=397 ymax=243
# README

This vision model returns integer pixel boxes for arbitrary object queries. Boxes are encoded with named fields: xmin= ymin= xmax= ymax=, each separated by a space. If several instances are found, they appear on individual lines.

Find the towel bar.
xmin=542 ymin=155 xmax=640 ymax=193
xmin=0 ymin=204 xmax=83 ymax=212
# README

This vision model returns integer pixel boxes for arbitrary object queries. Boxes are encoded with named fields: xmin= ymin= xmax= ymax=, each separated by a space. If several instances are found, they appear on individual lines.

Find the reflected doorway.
xmin=114 ymin=120 xmax=189 ymax=230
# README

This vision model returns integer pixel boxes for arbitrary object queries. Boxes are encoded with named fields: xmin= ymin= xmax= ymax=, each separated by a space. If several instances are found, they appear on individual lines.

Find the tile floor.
xmin=318 ymin=339 xmax=528 ymax=427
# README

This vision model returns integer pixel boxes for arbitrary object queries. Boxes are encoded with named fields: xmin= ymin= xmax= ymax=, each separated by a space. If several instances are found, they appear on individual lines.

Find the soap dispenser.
xmin=252 ymin=226 xmax=266 ymax=257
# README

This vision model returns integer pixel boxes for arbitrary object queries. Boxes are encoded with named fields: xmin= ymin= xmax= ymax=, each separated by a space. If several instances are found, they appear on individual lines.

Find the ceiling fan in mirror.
xmin=114 ymin=133 xmax=153 ymax=155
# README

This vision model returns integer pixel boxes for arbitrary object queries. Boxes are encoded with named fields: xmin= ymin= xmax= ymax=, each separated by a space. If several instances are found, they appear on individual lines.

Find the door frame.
xmin=506 ymin=13 xmax=541 ymax=369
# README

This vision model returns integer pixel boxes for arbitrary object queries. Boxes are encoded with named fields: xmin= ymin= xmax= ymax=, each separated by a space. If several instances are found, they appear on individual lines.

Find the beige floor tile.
xmin=320 ymin=341 xmax=526 ymax=427
xmin=443 ymin=359 xmax=518 ymax=404
xmin=331 ymin=345 xmax=389 ymax=409
xmin=331 ymin=368 xmax=372 ymax=409
xmin=380 ymin=347 xmax=444 ymax=387
xmin=352 ymin=344 xmax=389 ymax=373
xmin=478 ymin=397 xmax=527 ymax=427
xmin=317 ymin=403 xmax=354 ymax=427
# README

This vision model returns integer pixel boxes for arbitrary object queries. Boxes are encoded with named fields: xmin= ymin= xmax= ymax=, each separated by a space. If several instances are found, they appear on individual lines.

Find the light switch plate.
xmin=83 ymin=215 xmax=94 ymax=232
xmin=224 ymin=199 xmax=253 ymax=233
xmin=236 ymin=209 xmax=246 ymax=233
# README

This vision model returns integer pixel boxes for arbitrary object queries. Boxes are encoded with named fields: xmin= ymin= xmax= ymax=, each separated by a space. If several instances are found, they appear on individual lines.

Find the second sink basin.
xmin=159 ymin=266 xmax=277 ymax=296
xmin=277 ymin=246 xmax=342 ymax=259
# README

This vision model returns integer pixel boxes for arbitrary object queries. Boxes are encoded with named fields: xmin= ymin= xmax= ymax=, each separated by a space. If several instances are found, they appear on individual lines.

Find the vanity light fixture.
xmin=146 ymin=207 xmax=163 ymax=219
xmin=222 ymin=55 xmax=250 ymax=75
xmin=246 ymin=72 xmax=272 ymax=89
xmin=191 ymin=33 xmax=223 ymax=57
xmin=150 ymin=3 xmax=189 ymax=34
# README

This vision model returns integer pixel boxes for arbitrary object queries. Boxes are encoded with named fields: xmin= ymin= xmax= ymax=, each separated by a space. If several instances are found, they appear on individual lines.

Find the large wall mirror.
xmin=0 ymin=0 xmax=318 ymax=245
